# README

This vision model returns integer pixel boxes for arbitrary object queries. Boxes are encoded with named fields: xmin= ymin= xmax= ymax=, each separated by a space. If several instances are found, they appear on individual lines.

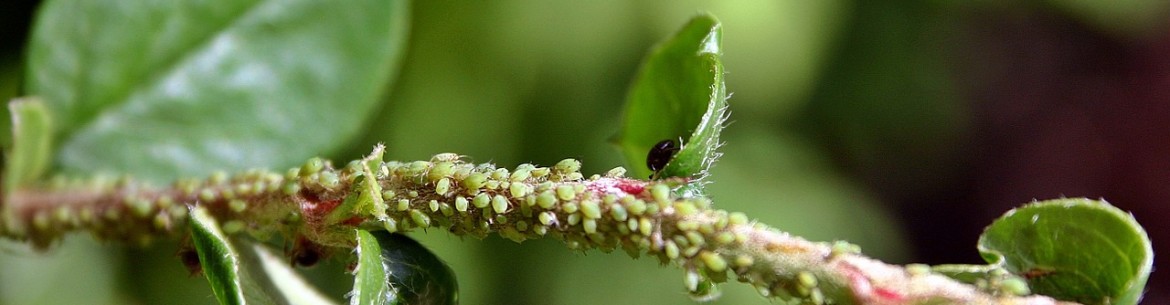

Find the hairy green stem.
xmin=1 ymin=147 xmax=1077 ymax=305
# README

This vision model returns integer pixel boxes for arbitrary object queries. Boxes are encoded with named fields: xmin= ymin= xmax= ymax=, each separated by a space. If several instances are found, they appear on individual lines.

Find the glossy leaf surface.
xmin=25 ymin=0 xmax=410 ymax=183
xmin=979 ymin=199 xmax=1153 ymax=305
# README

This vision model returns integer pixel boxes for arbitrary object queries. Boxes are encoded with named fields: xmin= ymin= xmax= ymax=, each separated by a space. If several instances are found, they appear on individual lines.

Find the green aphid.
xmin=152 ymin=213 xmax=170 ymax=230
xmin=515 ymin=221 xmax=529 ymax=232
xmin=684 ymin=270 xmax=701 ymax=292
xmin=698 ymin=223 xmax=715 ymax=235
xmin=319 ymin=171 xmax=341 ymax=189
xmin=381 ymin=190 xmax=396 ymax=201
xmin=650 ymin=184 xmax=670 ymax=203
xmin=222 ymin=220 xmax=246 ymax=234
xmin=538 ymin=211 xmax=556 ymax=225
xmin=383 ymin=218 xmax=398 ymax=233
xmin=491 ymin=195 xmax=509 ymax=214
xmin=198 ymin=189 xmax=217 ymax=202
xmin=683 ymin=246 xmax=701 ymax=258
xmin=553 ymin=159 xmax=581 ymax=175
xmin=728 ymin=212 xmax=749 ymax=226
xmin=1000 ymin=277 xmax=1031 ymax=296
xmin=580 ymin=200 xmax=601 ymax=219
xmin=510 ymin=168 xmax=531 ymax=182
xmin=407 ymin=190 xmax=419 ymax=198
xmin=53 ymin=206 xmax=72 ymax=224
xmin=562 ymin=202 xmax=579 ymax=214
xmin=626 ymin=198 xmax=646 ymax=216
xmin=409 ymin=209 xmax=430 ymax=227
xmin=128 ymin=198 xmax=154 ymax=218
xmin=209 ymin=171 xmax=229 ymax=185
xmin=673 ymin=202 xmax=698 ymax=217
xmin=536 ymin=191 xmax=557 ymax=209
xmin=485 ymin=180 xmax=500 ymax=190
xmin=439 ymin=203 xmax=454 ymax=216
xmin=809 ymin=288 xmax=825 ymax=305
xmin=664 ymin=241 xmax=680 ymax=259
xmin=627 ymin=218 xmax=639 ymax=232
xmin=638 ymin=218 xmax=653 ymax=236
xmin=609 ymin=204 xmax=628 ymax=221
xmin=905 ymin=264 xmax=931 ymax=276
xmin=455 ymin=196 xmax=469 ymax=212
xmin=555 ymin=185 xmax=576 ymax=201
xmin=713 ymin=232 xmax=735 ymax=245
xmin=435 ymin=178 xmax=451 ymax=195
xmin=282 ymin=182 xmax=301 ymax=196
xmin=396 ymin=199 xmax=410 ymax=212
xmin=494 ymin=215 xmax=508 ymax=224
xmin=462 ymin=172 xmax=487 ymax=191
xmin=428 ymin=200 xmax=440 ymax=212
xmin=473 ymin=193 xmax=491 ymax=208
xmin=530 ymin=167 xmax=551 ymax=178
xmin=685 ymin=231 xmax=705 ymax=247
xmin=700 ymin=252 xmax=728 ymax=273
xmin=582 ymin=219 xmax=598 ymax=234
xmin=428 ymin=161 xmax=455 ymax=182
xmin=228 ymin=199 xmax=248 ymax=213
xmin=797 ymin=271 xmax=818 ymax=288
xmin=566 ymin=213 xmax=581 ymax=226
xmin=673 ymin=235 xmax=690 ymax=248
xmin=490 ymin=168 xmax=509 ymax=181
xmin=676 ymin=220 xmax=699 ymax=232
xmin=532 ymin=224 xmax=548 ymax=236
xmin=733 ymin=255 xmax=753 ymax=268
xmin=616 ymin=223 xmax=630 ymax=235
xmin=509 ymin=182 xmax=529 ymax=198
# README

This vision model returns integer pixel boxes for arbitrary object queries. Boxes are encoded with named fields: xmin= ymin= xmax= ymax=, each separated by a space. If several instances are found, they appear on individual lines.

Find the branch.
xmin=0 ymin=147 xmax=1078 ymax=305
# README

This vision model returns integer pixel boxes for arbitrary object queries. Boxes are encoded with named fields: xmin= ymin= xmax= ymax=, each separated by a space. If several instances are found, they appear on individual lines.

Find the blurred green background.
xmin=2 ymin=1 xmax=1168 ymax=304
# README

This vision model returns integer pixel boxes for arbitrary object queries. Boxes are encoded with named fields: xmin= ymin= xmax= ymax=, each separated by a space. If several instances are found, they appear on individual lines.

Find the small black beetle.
xmin=646 ymin=139 xmax=681 ymax=175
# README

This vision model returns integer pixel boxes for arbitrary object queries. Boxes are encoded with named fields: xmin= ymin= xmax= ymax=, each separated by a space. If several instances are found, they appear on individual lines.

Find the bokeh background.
xmin=1 ymin=1 xmax=1168 ymax=304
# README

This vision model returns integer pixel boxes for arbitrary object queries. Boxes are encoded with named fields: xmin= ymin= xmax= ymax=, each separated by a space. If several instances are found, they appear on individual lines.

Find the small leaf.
xmin=352 ymin=230 xmax=458 ymax=305
xmin=353 ymin=230 xmax=394 ymax=305
xmin=4 ymin=98 xmax=52 ymax=192
xmin=978 ymin=198 xmax=1153 ymax=305
xmin=189 ymin=206 xmax=337 ymax=305
xmin=614 ymin=14 xmax=727 ymax=180
xmin=26 ymin=0 xmax=411 ymax=183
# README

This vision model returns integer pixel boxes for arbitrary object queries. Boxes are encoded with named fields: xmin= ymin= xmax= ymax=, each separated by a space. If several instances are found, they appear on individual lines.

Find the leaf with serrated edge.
xmin=978 ymin=198 xmax=1153 ymax=305
xmin=615 ymin=14 xmax=727 ymax=181
xmin=352 ymin=230 xmax=394 ymax=305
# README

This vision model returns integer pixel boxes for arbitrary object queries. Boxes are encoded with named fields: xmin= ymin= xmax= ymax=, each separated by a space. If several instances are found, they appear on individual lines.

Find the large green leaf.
xmin=978 ymin=198 xmax=1153 ymax=305
xmin=25 ymin=0 xmax=411 ymax=182
xmin=614 ymin=14 xmax=727 ymax=180
xmin=189 ymin=206 xmax=337 ymax=305
xmin=353 ymin=230 xmax=458 ymax=305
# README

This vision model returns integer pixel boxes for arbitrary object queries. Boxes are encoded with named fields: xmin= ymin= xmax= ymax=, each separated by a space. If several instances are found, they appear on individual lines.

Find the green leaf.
xmin=352 ymin=230 xmax=458 ymax=305
xmin=3 ymin=98 xmax=52 ymax=192
xmin=353 ymin=230 xmax=394 ymax=305
xmin=614 ymin=14 xmax=727 ymax=180
xmin=25 ymin=0 xmax=411 ymax=183
xmin=189 ymin=206 xmax=337 ymax=305
xmin=978 ymin=198 xmax=1153 ymax=305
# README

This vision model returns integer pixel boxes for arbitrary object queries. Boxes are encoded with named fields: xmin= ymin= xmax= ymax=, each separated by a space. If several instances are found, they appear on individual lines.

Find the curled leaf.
xmin=615 ymin=14 xmax=727 ymax=182
xmin=978 ymin=198 xmax=1153 ymax=305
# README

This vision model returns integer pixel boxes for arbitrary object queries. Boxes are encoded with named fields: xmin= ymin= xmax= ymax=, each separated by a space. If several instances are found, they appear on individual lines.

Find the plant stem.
xmin=0 ymin=147 xmax=1078 ymax=305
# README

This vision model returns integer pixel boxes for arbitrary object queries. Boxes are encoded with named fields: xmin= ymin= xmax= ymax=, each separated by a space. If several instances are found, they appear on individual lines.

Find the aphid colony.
xmin=1 ymin=147 xmax=836 ymax=305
